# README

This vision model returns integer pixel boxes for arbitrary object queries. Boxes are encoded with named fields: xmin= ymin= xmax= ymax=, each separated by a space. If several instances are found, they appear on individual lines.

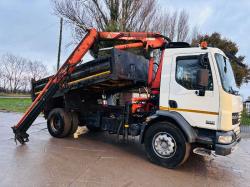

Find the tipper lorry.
xmin=12 ymin=29 xmax=242 ymax=168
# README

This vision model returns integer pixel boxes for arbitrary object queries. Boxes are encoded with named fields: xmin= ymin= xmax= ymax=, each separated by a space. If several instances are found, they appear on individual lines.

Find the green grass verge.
xmin=241 ymin=108 xmax=250 ymax=126
xmin=0 ymin=92 xmax=30 ymax=97
xmin=0 ymin=98 xmax=32 ymax=113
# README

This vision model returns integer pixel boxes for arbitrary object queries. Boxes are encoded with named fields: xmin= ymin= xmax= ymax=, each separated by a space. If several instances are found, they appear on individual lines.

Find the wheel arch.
xmin=140 ymin=110 xmax=197 ymax=144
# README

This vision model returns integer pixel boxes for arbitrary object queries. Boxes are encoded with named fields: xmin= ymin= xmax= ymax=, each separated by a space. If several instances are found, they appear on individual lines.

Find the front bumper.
xmin=215 ymin=130 xmax=241 ymax=156
xmin=215 ymin=137 xmax=241 ymax=156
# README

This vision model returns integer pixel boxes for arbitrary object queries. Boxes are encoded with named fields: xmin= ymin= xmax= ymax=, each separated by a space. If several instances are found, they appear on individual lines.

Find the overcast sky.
xmin=0 ymin=0 xmax=249 ymax=99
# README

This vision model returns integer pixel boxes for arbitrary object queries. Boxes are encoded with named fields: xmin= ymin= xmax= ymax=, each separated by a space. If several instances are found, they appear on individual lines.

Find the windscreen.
xmin=214 ymin=53 xmax=239 ymax=95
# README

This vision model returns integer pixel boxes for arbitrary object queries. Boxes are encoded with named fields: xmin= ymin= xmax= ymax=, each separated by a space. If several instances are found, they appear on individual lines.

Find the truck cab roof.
xmin=164 ymin=46 xmax=226 ymax=57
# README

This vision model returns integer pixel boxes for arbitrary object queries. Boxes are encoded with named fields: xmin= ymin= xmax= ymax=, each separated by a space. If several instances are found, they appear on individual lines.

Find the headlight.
xmin=218 ymin=135 xmax=233 ymax=144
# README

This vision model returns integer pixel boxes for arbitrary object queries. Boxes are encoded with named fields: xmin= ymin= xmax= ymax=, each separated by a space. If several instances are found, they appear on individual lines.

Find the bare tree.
xmin=0 ymin=65 xmax=8 ymax=91
xmin=53 ymin=0 xmax=194 ymax=44
xmin=0 ymin=66 xmax=3 ymax=88
xmin=168 ymin=11 xmax=178 ymax=41
xmin=176 ymin=10 xmax=189 ymax=42
xmin=0 ymin=66 xmax=4 ymax=91
xmin=152 ymin=11 xmax=176 ymax=41
xmin=156 ymin=10 xmax=190 ymax=42
xmin=190 ymin=25 xmax=200 ymax=45
xmin=1 ymin=54 xmax=27 ymax=93
xmin=0 ymin=53 xmax=49 ymax=93
xmin=27 ymin=60 xmax=48 ymax=80
xmin=52 ymin=0 xmax=158 ymax=41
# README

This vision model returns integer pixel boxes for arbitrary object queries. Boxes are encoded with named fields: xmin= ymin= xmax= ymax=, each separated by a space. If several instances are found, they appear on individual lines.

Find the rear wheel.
xmin=144 ymin=122 xmax=190 ymax=168
xmin=47 ymin=108 xmax=77 ymax=138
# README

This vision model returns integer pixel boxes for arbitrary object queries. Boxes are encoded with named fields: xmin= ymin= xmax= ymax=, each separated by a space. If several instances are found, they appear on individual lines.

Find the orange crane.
xmin=12 ymin=28 xmax=170 ymax=144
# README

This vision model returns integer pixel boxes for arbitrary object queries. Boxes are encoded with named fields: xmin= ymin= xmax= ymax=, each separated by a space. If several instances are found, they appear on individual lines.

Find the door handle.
xmin=195 ymin=89 xmax=205 ymax=96
xmin=169 ymin=100 xmax=178 ymax=108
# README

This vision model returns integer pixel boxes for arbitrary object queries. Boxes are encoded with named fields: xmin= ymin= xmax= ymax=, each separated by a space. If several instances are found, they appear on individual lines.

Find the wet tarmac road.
xmin=0 ymin=111 xmax=250 ymax=187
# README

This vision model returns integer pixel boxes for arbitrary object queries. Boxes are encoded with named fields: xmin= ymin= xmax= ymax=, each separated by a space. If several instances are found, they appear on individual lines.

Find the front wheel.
xmin=144 ymin=122 xmax=190 ymax=168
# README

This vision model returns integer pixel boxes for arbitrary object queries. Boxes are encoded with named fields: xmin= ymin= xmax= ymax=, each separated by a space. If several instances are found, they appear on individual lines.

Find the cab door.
xmin=166 ymin=53 xmax=219 ymax=130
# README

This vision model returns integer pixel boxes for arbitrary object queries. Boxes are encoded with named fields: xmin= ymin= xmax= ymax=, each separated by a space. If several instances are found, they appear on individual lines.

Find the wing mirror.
xmin=197 ymin=69 xmax=209 ymax=87
xmin=196 ymin=53 xmax=210 ymax=96
xmin=196 ymin=69 xmax=209 ymax=96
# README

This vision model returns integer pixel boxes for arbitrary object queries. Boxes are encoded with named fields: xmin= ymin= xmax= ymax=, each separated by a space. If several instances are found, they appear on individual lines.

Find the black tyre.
xmin=144 ymin=122 xmax=191 ymax=168
xmin=47 ymin=108 xmax=72 ymax=138
xmin=86 ymin=125 xmax=101 ymax=132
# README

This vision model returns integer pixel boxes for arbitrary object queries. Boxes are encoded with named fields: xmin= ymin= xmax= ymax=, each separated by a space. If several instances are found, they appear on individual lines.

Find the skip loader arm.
xmin=12 ymin=28 xmax=168 ymax=144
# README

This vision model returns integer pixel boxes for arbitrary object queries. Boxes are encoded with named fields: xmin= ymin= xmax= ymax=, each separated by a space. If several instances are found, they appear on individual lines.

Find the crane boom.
xmin=12 ymin=28 xmax=168 ymax=144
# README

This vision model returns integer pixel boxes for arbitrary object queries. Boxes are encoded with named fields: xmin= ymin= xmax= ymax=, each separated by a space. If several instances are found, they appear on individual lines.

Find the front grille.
xmin=232 ymin=112 xmax=240 ymax=125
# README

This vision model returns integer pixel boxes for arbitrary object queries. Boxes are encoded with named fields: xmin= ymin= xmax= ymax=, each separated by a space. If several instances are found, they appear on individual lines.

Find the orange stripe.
xmin=160 ymin=106 xmax=219 ymax=115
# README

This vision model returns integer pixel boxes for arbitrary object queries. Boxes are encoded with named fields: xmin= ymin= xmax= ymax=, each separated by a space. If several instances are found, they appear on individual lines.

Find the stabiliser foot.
xmin=12 ymin=127 xmax=29 ymax=145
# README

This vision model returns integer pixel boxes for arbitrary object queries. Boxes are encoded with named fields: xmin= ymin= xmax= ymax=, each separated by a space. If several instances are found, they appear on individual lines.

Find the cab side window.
xmin=176 ymin=55 xmax=213 ymax=90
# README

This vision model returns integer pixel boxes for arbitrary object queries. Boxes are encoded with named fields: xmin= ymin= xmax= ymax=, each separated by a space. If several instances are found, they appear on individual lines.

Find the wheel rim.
xmin=152 ymin=132 xmax=177 ymax=158
xmin=51 ymin=114 xmax=62 ymax=133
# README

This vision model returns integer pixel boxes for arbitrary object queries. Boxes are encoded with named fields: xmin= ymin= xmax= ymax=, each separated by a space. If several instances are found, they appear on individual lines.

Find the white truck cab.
xmin=157 ymin=46 xmax=242 ymax=156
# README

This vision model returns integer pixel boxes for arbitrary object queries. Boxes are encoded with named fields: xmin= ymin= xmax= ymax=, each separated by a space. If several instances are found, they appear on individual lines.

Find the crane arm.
xmin=12 ymin=29 xmax=98 ymax=144
xmin=12 ymin=28 xmax=168 ymax=144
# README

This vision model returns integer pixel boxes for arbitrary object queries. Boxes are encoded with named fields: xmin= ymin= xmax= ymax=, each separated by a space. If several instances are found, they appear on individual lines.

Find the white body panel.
xmin=159 ymin=47 xmax=241 ymax=131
